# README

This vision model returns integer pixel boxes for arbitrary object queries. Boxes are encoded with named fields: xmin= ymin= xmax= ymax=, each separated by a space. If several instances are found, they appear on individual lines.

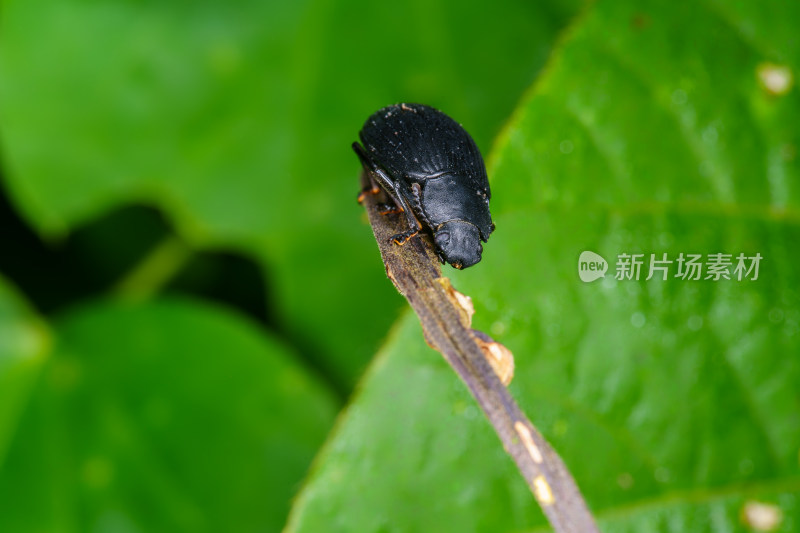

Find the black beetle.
xmin=353 ymin=103 xmax=494 ymax=269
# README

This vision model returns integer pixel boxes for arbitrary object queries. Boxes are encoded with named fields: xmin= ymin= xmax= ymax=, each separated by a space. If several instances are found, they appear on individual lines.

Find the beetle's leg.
xmin=353 ymin=143 xmax=383 ymax=203
xmin=356 ymin=183 xmax=381 ymax=204
xmin=356 ymin=174 xmax=380 ymax=204
xmin=385 ymin=191 xmax=421 ymax=245
xmin=352 ymin=143 xmax=422 ymax=244
xmin=383 ymin=188 xmax=422 ymax=245
xmin=377 ymin=202 xmax=404 ymax=215
xmin=389 ymin=229 xmax=419 ymax=246
xmin=388 ymin=208 xmax=422 ymax=245
xmin=353 ymin=143 xmax=404 ymax=208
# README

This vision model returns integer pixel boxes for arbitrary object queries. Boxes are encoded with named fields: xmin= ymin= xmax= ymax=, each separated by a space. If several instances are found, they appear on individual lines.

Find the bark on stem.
xmin=360 ymin=172 xmax=599 ymax=533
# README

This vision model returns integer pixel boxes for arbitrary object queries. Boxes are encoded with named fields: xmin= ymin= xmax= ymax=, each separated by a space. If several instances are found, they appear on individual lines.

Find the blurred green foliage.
xmin=0 ymin=0 xmax=578 ymax=390
xmin=0 ymin=295 xmax=337 ymax=532
xmin=1 ymin=0 xmax=799 ymax=532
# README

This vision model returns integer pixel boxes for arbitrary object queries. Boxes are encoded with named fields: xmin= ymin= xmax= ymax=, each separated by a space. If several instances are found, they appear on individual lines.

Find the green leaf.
xmin=0 ymin=0 xmax=580 ymax=388
xmin=287 ymin=1 xmax=800 ymax=531
xmin=0 ymin=276 xmax=51 ymax=469
xmin=287 ymin=315 xmax=540 ymax=533
xmin=0 ymin=298 xmax=337 ymax=532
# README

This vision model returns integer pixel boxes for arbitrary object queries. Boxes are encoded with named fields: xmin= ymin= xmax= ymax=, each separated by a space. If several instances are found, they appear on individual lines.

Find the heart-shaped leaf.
xmin=287 ymin=1 xmax=800 ymax=531
xmin=0 ymin=298 xmax=337 ymax=532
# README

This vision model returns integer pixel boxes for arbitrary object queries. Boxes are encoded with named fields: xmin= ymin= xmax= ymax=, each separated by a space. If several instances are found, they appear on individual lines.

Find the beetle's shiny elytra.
xmin=353 ymin=103 xmax=494 ymax=269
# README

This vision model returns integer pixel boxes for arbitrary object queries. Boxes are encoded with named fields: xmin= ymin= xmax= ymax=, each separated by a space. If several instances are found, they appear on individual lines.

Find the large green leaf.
xmin=0 ymin=276 xmax=50 ymax=469
xmin=0 ymin=298 xmax=337 ymax=532
xmin=0 ymin=0 xmax=579 ymax=388
xmin=287 ymin=0 xmax=800 ymax=531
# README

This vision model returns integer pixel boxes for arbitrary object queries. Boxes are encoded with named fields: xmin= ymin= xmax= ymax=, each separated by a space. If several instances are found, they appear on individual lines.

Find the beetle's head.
xmin=434 ymin=221 xmax=483 ymax=269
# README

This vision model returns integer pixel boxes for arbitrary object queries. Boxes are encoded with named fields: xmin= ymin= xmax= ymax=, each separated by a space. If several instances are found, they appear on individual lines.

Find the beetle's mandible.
xmin=353 ymin=103 xmax=494 ymax=269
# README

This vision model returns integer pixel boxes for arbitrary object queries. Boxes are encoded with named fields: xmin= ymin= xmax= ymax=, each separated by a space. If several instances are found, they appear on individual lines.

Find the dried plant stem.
xmin=360 ymin=173 xmax=599 ymax=533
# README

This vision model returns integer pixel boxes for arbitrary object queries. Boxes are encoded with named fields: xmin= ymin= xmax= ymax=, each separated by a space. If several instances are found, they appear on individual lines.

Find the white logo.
xmin=578 ymin=251 xmax=608 ymax=283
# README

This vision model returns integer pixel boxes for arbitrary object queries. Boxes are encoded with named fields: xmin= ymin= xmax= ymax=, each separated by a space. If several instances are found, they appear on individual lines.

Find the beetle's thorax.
xmin=418 ymin=174 xmax=492 ymax=240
